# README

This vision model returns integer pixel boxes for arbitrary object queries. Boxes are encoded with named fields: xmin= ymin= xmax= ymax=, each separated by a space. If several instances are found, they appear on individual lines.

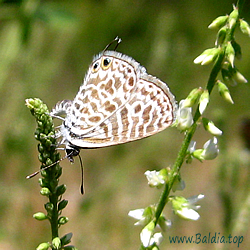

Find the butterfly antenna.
xmin=103 ymin=36 xmax=122 ymax=52
xmin=26 ymin=151 xmax=74 ymax=179
xmin=79 ymin=154 xmax=85 ymax=195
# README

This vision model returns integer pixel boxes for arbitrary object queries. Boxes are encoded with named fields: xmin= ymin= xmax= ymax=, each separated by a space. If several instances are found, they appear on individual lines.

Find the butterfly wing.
xmin=64 ymin=51 xmax=176 ymax=148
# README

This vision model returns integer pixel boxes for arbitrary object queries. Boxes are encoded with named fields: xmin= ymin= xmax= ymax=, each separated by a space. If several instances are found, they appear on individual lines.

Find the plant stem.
xmin=153 ymin=0 xmax=244 ymax=228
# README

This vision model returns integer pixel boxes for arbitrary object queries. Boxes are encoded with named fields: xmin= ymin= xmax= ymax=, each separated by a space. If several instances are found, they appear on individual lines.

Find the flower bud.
xmin=240 ymin=19 xmax=250 ymax=36
xmin=52 ymin=237 xmax=61 ymax=249
xmin=202 ymin=118 xmax=223 ymax=136
xmin=228 ymin=7 xmax=239 ymax=29
xmin=60 ymin=233 xmax=73 ymax=246
xmin=45 ymin=202 xmax=54 ymax=212
xmin=33 ymin=212 xmax=47 ymax=221
xmin=39 ymin=178 xmax=49 ymax=188
xmin=40 ymin=187 xmax=51 ymax=196
xmin=194 ymin=48 xmax=220 ymax=65
xmin=58 ymin=199 xmax=68 ymax=211
xmin=36 ymin=242 xmax=50 ymax=250
xmin=208 ymin=15 xmax=228 ymax=29
xmin=217 ymin=80 xmax=234 ymax=104
xmin=182 ymin=88 xmax=202 ymax=107
xmin=225 ymin=41 xmax=235 ymax=67
xmin=233 ymin=70 xmax=248 ymax=84
xmin=215 ymin=26 xmax=227 ymax=46
xmin=199 ymin=90 xmax=209 ymax=115
xmin=56 ymin=184 xmax=67 ymax=196
xmin=58 ymin=216 xmax=69 ymax=225
xmin=45 ymin=158 xmax=53 ymax=166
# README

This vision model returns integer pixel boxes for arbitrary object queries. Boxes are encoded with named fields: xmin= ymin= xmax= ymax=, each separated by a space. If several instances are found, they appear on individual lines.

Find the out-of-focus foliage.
xmin=0 ymin=0 xmax=249 ymax=249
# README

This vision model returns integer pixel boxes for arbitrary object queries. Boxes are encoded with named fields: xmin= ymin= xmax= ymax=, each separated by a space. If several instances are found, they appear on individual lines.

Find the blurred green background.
xmin=0 ymin=0 xmax=250 ymax=249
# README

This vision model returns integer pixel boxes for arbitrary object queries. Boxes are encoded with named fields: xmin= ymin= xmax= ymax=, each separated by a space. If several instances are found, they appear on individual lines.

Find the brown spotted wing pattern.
xmin=51 ymin=50 xmax=177 ymax=152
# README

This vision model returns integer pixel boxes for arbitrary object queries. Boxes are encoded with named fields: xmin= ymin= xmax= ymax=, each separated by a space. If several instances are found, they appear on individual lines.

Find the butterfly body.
xmin=51 ymin=50 xmax=177 ymax=159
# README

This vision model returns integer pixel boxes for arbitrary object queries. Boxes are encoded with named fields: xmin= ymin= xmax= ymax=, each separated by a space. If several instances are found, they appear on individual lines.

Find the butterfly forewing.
xmin=67 ymin=52 xmax=139 ymax=136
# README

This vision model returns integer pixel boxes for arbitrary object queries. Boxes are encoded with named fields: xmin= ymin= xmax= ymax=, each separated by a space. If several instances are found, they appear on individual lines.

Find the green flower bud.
xmin=33 ymin=212 xmax=47 ymax=221
xmin=228 ymin=7 xmax=239 ymax=29
xmin=38 ymin=154 xmax=46 ymax=163
xmin=36 ymin=242 xmax=50 ymax=250
xmin=38 ymin=144 xmax=44 ymax=153
xmin=217 ymin=80 xmax=234 ymax=104
xmin=240 ymin=19 xmax=250 ymax=36
xmin=182 ymin=88 xmax=203 ymax=107
xmin=58 ymin=216 xmax=69 ymax=225
xmin=194 ymin=48 xmax=220 ymax=65
xmin=52 ymin=237 xmax=61 ymax=249
xmin=233 ymin=70 xmax=248 ymax=84
xmin=202 ymin=118 xmax=223 ymax=136
xmin=40 ymin=169 xmax=48 ymax=178
xmin=60 ymin=233 xmax=73 ymax=245
xmin=39 ymin=178 xmax=49 ymax=187
xmin=56 ymin=184 xmax=67 ymax=196
xmin=40 ymin=187 xmax=51 ymax=196
xmin=45 ymin=202 xmax=54 ymax=212
xmin=58 ymin=199 xmax=68 ymax=211
xmin=225 ymin=42 xmax=235 ymax=67
xmin=208 ymin=15 xmax=228 ymax=29
xmin=215 ymin=26 xmax=227 ymax=46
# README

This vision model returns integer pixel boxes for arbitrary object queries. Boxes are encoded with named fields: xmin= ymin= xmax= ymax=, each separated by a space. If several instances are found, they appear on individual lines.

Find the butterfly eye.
xmin=101 ymin=57 xmax=112 ymax=70
xmin=92 ymin=62 xmax=99 ymax=72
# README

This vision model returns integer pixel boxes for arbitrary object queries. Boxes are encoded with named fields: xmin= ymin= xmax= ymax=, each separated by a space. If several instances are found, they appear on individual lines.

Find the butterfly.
xmin=51 ymin=37 xmax=177 ymax=162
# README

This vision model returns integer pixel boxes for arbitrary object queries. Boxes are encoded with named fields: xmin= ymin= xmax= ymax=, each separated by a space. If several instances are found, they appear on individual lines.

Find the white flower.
xmin=171 ymin=194 xmax=204 ymax=221
xmin=140 ymin=222 xmax=163 ymax=247
xmin=176 ymin=207 xmax=200 ymax=221
xmin=128 ymin=209 xmax=147 ymax=226
xmin=145 ymin=170 xmax=165 ymax=187
xmin=140 ymin=221 xmax=154 ymax=247
xmin=193 ymin=137 xmax=219 ymax=161
xmin=176 ymin=100 xmax=194 ymax=131
xmin=201 ymin=137 xmax=219 ymax=160
xmin=128 ymin=206 xmax=155 ymax=226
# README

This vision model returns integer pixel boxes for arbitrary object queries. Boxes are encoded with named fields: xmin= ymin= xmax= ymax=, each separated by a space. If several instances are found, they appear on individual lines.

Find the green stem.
xmin=153 ymin=0 xmax=244 ymax=229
